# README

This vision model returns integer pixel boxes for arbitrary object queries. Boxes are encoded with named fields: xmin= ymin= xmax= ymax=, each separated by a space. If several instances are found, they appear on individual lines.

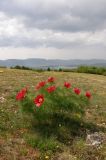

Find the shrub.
xmin=16 ymin=77 xmax=92 ymax=124
xmin=11 ymin=65 xmax=32 ymax=70
xmin=0 ymin=66 xmax=7 ymax=68
xmin=77 ymin=66 xmax=106 ymax=75
xmin=58 ymin=68 xmax=63 ymax=72
xmin=47 ymin=67 xmax=51 ymax=71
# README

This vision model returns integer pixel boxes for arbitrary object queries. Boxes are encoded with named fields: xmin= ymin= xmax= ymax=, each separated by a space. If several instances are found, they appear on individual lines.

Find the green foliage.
xmin=0 ymin=66 xmax=7 ymax=68
xmin=58 ymin=68 xmax=63 ymax=72
xmin=16 ymin=79 xmax=89 ymax=142
xmin=16 ymin=80 xmax=90 ymax=125
xmin=77 ymin=66 xmax=106 ymax=76
xmin=11 ymin=65 xmax=45 ymax=72
xmin=25 ymin=134 xmax=60 ymax=151
xmin=11 ymin=65 xmax=33 ymax=70
xmin=47 ymin=67 xmax=51 ymax=71
xmin=53 ymin=66 xmax=106 ymax=75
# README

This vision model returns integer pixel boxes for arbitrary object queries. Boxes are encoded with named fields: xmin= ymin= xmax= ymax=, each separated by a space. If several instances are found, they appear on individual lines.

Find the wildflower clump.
xmin=16 ymin=76 xmax=92 ymax=121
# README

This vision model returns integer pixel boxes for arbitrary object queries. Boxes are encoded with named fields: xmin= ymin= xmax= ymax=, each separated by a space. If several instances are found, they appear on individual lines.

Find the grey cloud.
xmin=0 ymin=35 xmax=82 ymax=49
xmin=0 ymin=36 xmax=43 ymax=48
xmin=0 ymin=0 xmax=106 ymax=55
xmin=0 ymin=0 xmax=106 ymax=32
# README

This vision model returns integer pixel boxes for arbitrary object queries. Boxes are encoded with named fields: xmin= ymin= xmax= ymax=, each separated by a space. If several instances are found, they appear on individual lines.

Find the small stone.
xmin=0 ymin=97 xmax=6 ymax=103
xmin=45 ymin=155 xmax=49 ymax=159
xmin=86 ymin=132 xmax=104 ymax=147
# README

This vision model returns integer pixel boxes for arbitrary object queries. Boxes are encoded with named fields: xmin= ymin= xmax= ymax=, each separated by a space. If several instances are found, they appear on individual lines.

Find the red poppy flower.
xmin=34 ymin=94 xmax=44 ymax=107
xmin=74 ymin=88 xmax=81 ymax=95
xmin=47 ymin=86 xmax=56 ymax=93
xmin=64 ymin=82 xmax=71 ymax=88
xmin=36 ymin=84 xmax=41 ymax=90
xmin=16 ymin=91 xmax=25 ymax=100
xmin=85 ymin=91 xmax=91 ymax=99
xmin=47 ymin=77 xmax=55 ymax=83
xmin=39 ymin=81 xmax=46 ymax=87
xmin=36 ymin=81 xmax=46 ymax=90
xmin=21 ymin=87 xmax=27 ymax=94
xmin=16 ymin=87 xmax=27 ymax=100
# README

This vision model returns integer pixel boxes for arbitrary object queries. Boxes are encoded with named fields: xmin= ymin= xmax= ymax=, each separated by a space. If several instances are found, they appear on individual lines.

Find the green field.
xmin=0 ymin=68 xmax=106 ymax=160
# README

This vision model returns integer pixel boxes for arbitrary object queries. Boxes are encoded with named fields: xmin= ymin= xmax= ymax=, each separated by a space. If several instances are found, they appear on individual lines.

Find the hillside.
xmin=0 ymin=59 xmax=106 ymax=68
xmin=0 ymin=68 xmax=106 ymax=160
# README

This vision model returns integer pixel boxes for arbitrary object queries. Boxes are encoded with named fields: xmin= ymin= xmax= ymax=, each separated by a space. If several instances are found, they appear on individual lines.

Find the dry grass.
xmin=0 ymin=68 xmax=106 ymax=160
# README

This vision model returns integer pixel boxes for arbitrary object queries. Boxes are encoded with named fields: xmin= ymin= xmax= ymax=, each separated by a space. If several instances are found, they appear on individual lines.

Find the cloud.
xmin=0 ymin=12 xmax=106 ymax=49
xmin=0 ymin=0 xmax=106 ymax=32
xmin=0 ymin=0 xmax=106 ymax=59
xmin=0 ymin=45 xmax=106 ymax=60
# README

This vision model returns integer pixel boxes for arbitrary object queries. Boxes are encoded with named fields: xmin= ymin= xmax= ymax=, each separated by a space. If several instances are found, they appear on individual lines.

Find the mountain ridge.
xmin=0 ymin=58 xmax=106 ymax=68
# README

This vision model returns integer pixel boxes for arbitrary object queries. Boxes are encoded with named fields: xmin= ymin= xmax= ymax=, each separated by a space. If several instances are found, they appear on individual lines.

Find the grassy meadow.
xmin=0 ymin=68 xmax=106 ymax=160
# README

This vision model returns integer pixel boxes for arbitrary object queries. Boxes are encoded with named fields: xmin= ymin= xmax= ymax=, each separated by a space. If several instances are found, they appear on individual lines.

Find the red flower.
xmin=16 ymin=91 xmax=25 ymax=101
xmin=47 ymin=77 xmax=55 ymax=83
xmin=34 ymin=94 xmax=44 ymax=107
xmin=47 ymin=86 xmax=56 ymax=93
xmin=36 ymin=81 xmax=46 ymax=90
xmin=16 ymin=87 xmax=27 ymax=100
xmin=74 ymin=88 xmax=81 ymax=95
xmin=85 ymin=91 xmax=91 ymax=99
xmin=21 ymin=87 xmax=27 ymax=94
xmin=39 ymin=81 xmax=46 ymax=87
xmin=36 ymin=84 xmax=41 ymax=90
xmin=64 ymin=82 xmax=71 ymax=88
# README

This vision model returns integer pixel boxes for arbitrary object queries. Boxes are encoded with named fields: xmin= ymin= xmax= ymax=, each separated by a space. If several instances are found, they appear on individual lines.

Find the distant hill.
xmin=0 ymin=58 xmax=106 ymax=68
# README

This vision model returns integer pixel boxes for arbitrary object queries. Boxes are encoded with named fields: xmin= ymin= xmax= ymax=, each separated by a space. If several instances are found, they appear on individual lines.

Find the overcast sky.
xmin=0 ymin=0 xmax=106 ymax=60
